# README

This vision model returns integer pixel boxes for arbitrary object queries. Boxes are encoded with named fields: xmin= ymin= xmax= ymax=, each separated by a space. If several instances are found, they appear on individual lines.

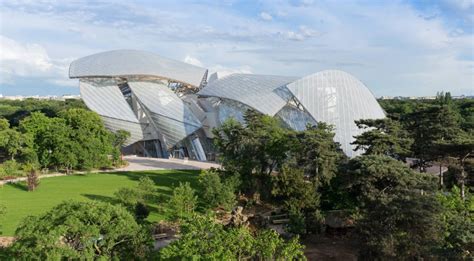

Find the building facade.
xmin=69 ymin=49 xmax=385 ymax=160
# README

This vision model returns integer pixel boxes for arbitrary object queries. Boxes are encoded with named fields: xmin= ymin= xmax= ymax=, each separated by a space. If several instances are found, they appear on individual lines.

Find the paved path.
xmin=117 ymin=156 xmax=220 ymax=171
xmin=0 ymin=156 xmax=220 ymax=185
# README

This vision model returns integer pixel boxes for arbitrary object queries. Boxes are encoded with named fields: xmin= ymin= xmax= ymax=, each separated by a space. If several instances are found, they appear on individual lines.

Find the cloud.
xmin=0 ymin=0 xmax=472 ymax=96
xmin=184 ymin=55 xmax=204 ymax=67
xmin=0 ymin=35 xmax=52 ymax=82
xmin=260 ymin=12 xmax=273 ymax=21
xmin=0 ymin=35 xmax=73 ymax=87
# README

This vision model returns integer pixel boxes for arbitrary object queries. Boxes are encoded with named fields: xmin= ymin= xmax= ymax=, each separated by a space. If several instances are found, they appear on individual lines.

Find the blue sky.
xmin=0 ymin=0 xmax=472 ymax=96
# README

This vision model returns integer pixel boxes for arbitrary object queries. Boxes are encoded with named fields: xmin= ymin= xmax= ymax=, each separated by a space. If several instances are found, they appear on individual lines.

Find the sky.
xmin=0 ymin=0 xmax=473 ymax=97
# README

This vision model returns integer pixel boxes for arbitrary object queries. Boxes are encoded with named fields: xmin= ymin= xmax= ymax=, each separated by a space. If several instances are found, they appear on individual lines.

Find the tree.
xmin=437 ymin=186 xmax=474 ymax=259
xmin=288 ymin=123 xmax=345 ymax=187
xmin=9 ymin=201 xmax=152 ymax=260
xmin=26 ymin=167 xmax=39 ymax=191
xmin=352 ymin=118 xmax=412 ymax=159
xmin=434 ymin=131 xmax=474 ymax=200
xmin=213 ymin=110 xmax=291 ymax=195
xmin=168 ymin=182 xmax=197 ymax=220
xmin=271 ymin=166 xmax=318 ymax=212
xmin=342 ymin=155 xmax=444 ymax=259
xmin=407 ymin=102 xmax=461 ymax=172
xmin=159 ymin=214 xmax=306 ymax=260
xmin=199 ymin=170 xmax=237 ymax=210
xmin=357 ymin=191 xmax=443 ymax=259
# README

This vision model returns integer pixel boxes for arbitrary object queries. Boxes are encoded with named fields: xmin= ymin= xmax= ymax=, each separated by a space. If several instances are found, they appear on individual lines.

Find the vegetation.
xmin=8 ymin=201 xmax=153 ymax=260
xmin=198 ymin=169 xmax=238 ymax=211
xmin=167 ymin=182 xmax=198 ymax=220
xmin=0 ymin=170 xmax=199 ymax=236
xmin=1 ymin=93 xmax=472 ymax=259
xmin=159 ymin=214 xmax=306 ymax=260
xmin=0 ymin=99 xmax=126 ymax=179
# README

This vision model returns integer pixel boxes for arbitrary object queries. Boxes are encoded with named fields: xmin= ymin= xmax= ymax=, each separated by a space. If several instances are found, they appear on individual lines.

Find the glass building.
xmin=69 ymin=50 xmax=385 ymax=160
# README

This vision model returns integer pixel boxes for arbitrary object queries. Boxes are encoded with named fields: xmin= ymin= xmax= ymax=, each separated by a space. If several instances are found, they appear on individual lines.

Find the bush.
xmin=160 ymin=214 xmax=306 ymax=260
xmin=0 ymin=159 xmax=23 ymax=178
xmin=168 ymin=182 xmax=197 ymax=220
xmin=199 ymin=170 xmax=237 ymax=211
xmin=9 ymin=201 xmax=153 ymax=259
xmin=114 ymin=187 xmax=143 ymax=207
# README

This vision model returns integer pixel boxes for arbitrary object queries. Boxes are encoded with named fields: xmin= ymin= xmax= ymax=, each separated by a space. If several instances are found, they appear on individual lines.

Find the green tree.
xmin=199 ymin=170 xmax=237 ymax=210
xmin=407 ymin=102 xmax=461 ymax=172
xmin=437 ymin=186 xmax=474 ymax=259
xmin=213 ymin=110 xmax=291 ymax=195
xmin=352 ymin=118 xmax=412 ymax=159
xmin=288 ymin=123 xmax=345 ymax=187
xmin=168 ymin=182 xmax=197 ymax=220
xmin=434 ymin=131 xmax=474 ymax=200
xmin=343 ymin=155 xmax=444 ymax=259
xmin=9 ymin=201 xmax=152 ymax=260
xmin=159 ymin=214 xmax=306 ymax=260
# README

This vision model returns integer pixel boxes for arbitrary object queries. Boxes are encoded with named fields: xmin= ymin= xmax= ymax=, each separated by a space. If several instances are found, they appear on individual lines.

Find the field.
xmin=0 ymin=170 xmax=200 ymax=236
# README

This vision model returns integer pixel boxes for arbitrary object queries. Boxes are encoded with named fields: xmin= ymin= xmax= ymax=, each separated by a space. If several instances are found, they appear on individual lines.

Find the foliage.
xmin=198 ymin=169 xmax=237 ymax=210
xmin=288 ymin=123 xmax=345 ymax=186
xmin=436 ymin=186 xmax=474 ymax=259
xmin=114 ymin=176 xmax=156 ymax=221
xmin=168 ymin=182 xmax=197 ymax=220
xmin=9 ymin=201 xmax=153 ymax=260
xmin=0 ymin=159 xmax=23 ymax=178
xmin=18 ymin=109 xmax=117 ymax=171
xmin=271 ymin=166 xmax=318 ymax=212
xmin=159 ymin=214 xmax=306 ymax=260
xmin=342 ymin=155 xmax=444 ymax=259
xmin=352 ymin=118 xmax=412 ymax=159
xmin=357 ymin=191 xmax=444 ymax=259
xmin=343 ymin=155 xmax=437 ymax=208
xmin=213 ymin=110 xmax=291 ymax=195
xmin=0 ymin=98 xmax=86 ymax=127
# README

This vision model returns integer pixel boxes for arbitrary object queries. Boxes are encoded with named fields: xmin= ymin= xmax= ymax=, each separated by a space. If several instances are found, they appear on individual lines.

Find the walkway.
xmin=117 ymin=155 xmax=220 ymax=171
xmin=0 ymin=156 xmax=220 ymax=185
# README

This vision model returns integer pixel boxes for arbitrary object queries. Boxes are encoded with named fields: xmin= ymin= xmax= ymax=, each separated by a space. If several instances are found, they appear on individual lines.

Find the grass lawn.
xmin=0 ymin=170 xmax=200 ymax=236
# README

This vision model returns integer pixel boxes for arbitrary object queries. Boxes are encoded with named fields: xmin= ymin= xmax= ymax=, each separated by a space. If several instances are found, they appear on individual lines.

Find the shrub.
xmin=1 ymin=159 xmax=23 ymax=178
xmin=9 ymin=201 xmax=153 ymax=259
xmin=199 ymin=170 xmax=237 ymax=211
xmin=168 ymin=182 xmax=197 ymax=220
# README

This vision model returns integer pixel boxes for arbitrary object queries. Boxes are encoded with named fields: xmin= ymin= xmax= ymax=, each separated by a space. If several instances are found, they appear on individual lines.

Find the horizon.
xmin=1 ymin=0 xmax=473 ymax=97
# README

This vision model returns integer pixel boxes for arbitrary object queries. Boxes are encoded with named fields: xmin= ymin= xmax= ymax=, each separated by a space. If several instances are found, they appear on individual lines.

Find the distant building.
xmin=69 ymin=49 xmax=386 ymax=161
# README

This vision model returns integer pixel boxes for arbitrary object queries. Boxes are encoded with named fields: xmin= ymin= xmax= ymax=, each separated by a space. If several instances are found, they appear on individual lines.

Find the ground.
xmin=0 ymin=170 xmax=200 ymax=236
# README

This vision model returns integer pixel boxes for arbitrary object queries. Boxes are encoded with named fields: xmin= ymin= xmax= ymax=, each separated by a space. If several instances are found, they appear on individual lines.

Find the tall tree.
xmin=352 ymin=118 xmax=413 ymax=160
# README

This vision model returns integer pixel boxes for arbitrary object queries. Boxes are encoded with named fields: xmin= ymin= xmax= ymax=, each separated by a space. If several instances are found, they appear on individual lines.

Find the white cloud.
xmin=208 ymin=64 xmax=253 ymax=77
xmin=0 ymin=35 xmax=52 ymax=82
xmin=260 ymin=12 xmax=273 ymax=21
xmin=0 ymin=1 xmax=472 ymax=96
xmin=0 ymin=35 xmax=74 ymax=86
xmin=184 ymin=55 xmax=204 ymax=67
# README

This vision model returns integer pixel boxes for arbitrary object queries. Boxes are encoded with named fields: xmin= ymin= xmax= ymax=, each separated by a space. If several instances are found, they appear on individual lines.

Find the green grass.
xmin=0 ymin=170 xmax=200 ymax=236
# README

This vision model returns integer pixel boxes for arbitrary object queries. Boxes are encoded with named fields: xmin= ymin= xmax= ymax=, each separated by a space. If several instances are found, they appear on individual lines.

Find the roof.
xmin=287 ymin=70 xmax=385 ymax=157
xmin=198 ymin=73 xmax=298 ymax=116
xmin=69 ymin=50 xmax=208 ymax=87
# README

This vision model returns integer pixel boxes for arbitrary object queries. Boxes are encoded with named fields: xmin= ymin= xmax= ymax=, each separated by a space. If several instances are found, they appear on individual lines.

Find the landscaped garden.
xmin=0 ymin=170 xmax=200 ymax=236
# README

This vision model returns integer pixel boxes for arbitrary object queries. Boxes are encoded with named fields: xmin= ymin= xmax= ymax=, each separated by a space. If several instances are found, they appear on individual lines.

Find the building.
xmin=69 ymin=49 xmax=385 ymax=160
